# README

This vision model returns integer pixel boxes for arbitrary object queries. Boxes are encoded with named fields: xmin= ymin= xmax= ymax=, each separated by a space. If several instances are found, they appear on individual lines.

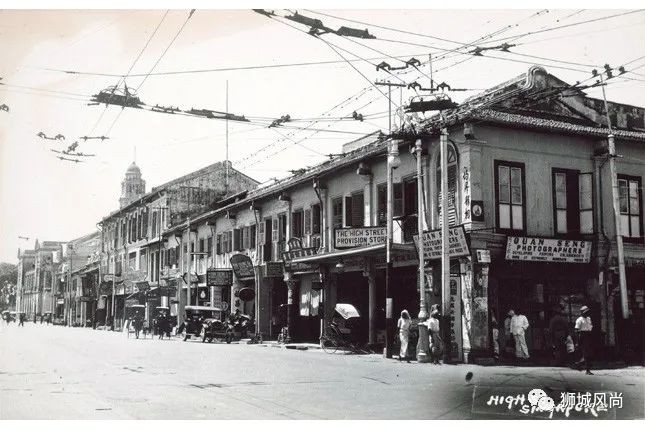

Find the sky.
xmin=1 ymin=7 xmax=644 ymax=262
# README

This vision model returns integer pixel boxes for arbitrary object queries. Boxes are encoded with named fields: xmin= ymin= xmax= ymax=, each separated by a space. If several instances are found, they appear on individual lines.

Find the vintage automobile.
xmin=182 ymin=305 xmax=223 ymax=342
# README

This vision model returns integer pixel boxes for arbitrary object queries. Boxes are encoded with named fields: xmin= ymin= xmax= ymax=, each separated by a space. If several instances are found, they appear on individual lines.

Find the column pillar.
xmin=363 ymin=260 xmax=377 ymax=347
xmin=362 ymin=175 xmax=373 ymax=227
xmin=285 ymin=274 xmax=298 ymax=343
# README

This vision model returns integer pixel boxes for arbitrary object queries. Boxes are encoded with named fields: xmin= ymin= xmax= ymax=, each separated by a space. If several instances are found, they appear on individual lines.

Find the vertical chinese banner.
xmin=462 ymin=166 xmax=471 ymax=224
xmin=449 ymin=274 xmax=463 ymax=362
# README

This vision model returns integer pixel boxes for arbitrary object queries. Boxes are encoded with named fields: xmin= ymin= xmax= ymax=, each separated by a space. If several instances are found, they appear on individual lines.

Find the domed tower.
xmin=119 ymin=162 xmax=146 ymax=208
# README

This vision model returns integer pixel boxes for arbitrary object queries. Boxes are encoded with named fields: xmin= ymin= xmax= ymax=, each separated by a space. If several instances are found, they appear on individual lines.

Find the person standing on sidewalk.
xmin=397 ymin=310 xmax=411 ymax=362
xmin=510 ymin=308 xmax=530 ymax=361
xmin=574 ymin=305 xmax=594 ymax=375
xmin=428 ymin=309 xmax=443 ymax=364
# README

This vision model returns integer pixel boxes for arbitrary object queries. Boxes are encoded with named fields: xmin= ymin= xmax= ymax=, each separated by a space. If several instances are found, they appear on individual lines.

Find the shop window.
xmin=292 ymin=209 xmax=304 ymax=238
xmin=495 ymin=160 xmax=525 ymax=232
xmin=436 ymin=144 xmax=458 ymax=227
xmin=332 ymin=197 xmax=343 ymax=229
xmin=618 ymin=175 xmax=642 ymax=241
xmin=345 ymin=191 xmax=364 ymax=227
xmin=552 ymin=169 xmax=593 ymax=236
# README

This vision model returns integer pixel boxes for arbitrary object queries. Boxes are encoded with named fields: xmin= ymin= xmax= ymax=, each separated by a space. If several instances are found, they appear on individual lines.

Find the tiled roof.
xmin=469 ymin=108 xmax=645 ymax=141
xmin=171 ymin=132 xmax=389 ymax=230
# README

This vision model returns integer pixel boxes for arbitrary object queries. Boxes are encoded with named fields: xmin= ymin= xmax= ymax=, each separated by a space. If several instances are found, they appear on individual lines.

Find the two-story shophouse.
xmin=98 ymin=161 xmax=258 ymax=330
xmin=162 ymin=66 xmax=644 ymax=365
xmin=412 ymin=65 xmax=645 ymax=363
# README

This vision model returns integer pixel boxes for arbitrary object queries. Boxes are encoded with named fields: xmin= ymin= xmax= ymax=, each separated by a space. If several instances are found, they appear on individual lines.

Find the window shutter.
xmin=312 ymin=204 xmax=321 ymax=234
xmin=228 ymin=231 xmax=233 ymax=253
xmin=377 ymin=185 xmax=387 ymax=226
xmin=259 ymin=220 xmax=265 ymax=245
xmin=304 ymin=209 xmax=312 ymax=235
xmin=207 ymin=236 xmax=213 ymax=257
xmin=216 ymin=234 xmax=222 ymax=255
xmin=250 ymin=224 xmax=257 ymax=249
xmin=242 ymin=226 xmax=249 ymax=249
xmin=579 ymin=172 xmax=593 ymax=234
xmin=272 ymin=218 xmax=278 ymax=242
xmin=344 ymin=196 xmax=352 ymax=227
xmin=351 ymin=192 xmax=364 ymax=227
xmin=393 ymin=183 xmax=403 ymax=218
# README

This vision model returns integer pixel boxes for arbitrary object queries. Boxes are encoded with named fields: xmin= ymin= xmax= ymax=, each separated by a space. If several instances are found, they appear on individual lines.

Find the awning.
xmin=288 ymin=243 xmax=415 ymax=264
xmin=125 ymin=290 xmax=145 ymax=300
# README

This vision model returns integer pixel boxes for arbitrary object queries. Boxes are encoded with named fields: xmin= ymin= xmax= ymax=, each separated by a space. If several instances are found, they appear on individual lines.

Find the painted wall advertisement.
xmin=505 ymin=236 xmax=592 ymax=263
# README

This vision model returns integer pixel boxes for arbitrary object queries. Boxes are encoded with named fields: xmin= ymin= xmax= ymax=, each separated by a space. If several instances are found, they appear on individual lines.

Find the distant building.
xmin=98 ymin=160 xmax=259 ymax=330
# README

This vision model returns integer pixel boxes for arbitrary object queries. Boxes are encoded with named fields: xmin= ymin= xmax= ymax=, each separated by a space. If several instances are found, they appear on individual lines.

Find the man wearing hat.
xmin=574 ymin=305 xmax=594 ymax=375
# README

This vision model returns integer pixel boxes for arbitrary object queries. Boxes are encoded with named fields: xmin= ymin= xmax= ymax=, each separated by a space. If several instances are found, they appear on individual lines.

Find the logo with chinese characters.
xmin=477 ymin=388 xmax=623 ymax=419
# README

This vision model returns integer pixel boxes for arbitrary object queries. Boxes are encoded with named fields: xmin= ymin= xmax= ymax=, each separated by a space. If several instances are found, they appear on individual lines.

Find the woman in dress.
xmin=397 ymin=310 xmax=411 ymax=362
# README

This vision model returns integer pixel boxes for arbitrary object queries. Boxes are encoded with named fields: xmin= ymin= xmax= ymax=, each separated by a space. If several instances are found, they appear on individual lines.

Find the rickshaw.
xmin=182 ymin=305 xmax=223 ymax=342
xmin=2 ymin=310 xmax=13 ymax=324
xmin=125 ymin=304 xmax=146 ymax=339
xmin=320 ymin=303 xmax=370 ymax=354
xmin=153 ymin=306 xmax=174 ymax=340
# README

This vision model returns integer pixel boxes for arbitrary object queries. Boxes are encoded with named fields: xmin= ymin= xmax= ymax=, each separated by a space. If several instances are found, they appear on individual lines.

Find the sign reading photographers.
xmin=335 ymin=227 xmax=387 ymax=249
xmin=413 ymin=225 xmax=470 ymax=260
xmin=505 ymin=236 xmax=592 ymax=263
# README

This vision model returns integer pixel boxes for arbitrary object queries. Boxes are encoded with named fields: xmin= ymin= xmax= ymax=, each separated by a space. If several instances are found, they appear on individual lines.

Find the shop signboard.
xmin=334 ymin=227 xmax=387 ymax=249
xmin=413 ymin=225 xmax=470 ymax=260
xmin=230 ymin=254 xmax=255 ymax=279
xmin=505 ymin=236 xmax=592 ymax=263
xmin=264 ymin=262 xmax=284 ymax=278
xmin=207 ymin=269 xmax=233 ymax=287
xmin=79 ymin=296 xmax=92 ymax=302
xmin=476 ymin=249 xmax=491 ymax=263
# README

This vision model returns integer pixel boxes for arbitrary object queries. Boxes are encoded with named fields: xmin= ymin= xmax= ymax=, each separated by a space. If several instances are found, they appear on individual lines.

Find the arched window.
xmin=436 ymin=143 xmax=459 ymax=226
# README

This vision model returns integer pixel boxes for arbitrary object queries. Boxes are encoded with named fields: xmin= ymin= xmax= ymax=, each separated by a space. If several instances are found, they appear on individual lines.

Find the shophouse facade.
xmin=165 ymin=66 xmax=644 ymax=365
xmin=98 ymin=161 xmax=258 ymax=330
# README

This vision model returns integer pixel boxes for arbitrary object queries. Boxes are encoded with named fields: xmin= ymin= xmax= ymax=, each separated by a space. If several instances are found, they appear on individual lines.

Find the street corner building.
xmin=12 ymin=66 xmax=645 ymax=365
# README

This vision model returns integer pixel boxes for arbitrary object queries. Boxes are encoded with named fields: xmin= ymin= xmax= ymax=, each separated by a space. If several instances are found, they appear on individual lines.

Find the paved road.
xmin=1 ymin=322 xmax=643 ymax=419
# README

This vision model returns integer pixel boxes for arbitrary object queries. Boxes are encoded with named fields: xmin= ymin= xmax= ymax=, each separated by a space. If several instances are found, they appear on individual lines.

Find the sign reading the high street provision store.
xmin=505 ymin=236 xmax=592 ymax=263
xmin=335 ymin=227 xmax=387 ymax=249
xmin=413 ymin=225 xmax=470 ymax=260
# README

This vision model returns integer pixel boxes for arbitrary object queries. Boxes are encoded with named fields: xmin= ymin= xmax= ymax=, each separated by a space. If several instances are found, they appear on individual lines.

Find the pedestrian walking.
xmin=503 ymin=310 xmax=515 ymax=358
xmin=492 ymin=319 xmax=500 ymax=361
xmin=574 ymin=305 xmax=594 ymax=375
xmin=397 ymin=310 xmax=411 ymax=362
xmin=510 ymin=308 xmax=530 ymax=360
xmin=19 ymin=313 xmax=25 ymax=326
xmin=40 ymin=314 xmax=44 ymax=324
xmin=428 ymin=309 xmax=443 ymax=364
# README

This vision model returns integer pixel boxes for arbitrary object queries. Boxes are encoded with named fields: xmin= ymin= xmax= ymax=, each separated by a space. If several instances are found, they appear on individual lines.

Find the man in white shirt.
xmin=510 ymin=309 xmax=530 ymax=360
xmin=574 ymin=306 xmax=594 ymax=375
